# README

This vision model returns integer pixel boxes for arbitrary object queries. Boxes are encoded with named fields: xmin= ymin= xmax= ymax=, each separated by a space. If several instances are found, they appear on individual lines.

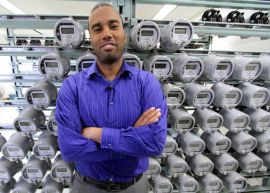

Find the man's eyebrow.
xmin=90 ymin=19 xmax=121 ymax=29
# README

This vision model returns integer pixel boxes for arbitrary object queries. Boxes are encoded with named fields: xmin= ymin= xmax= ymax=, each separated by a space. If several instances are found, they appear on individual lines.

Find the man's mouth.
xmin=100 ymin=42 xmax=116 ymax=50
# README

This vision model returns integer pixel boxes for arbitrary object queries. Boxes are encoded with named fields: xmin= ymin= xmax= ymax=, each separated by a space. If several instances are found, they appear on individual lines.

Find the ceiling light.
xmin=153 ymin=4 xmax=177 ymax=20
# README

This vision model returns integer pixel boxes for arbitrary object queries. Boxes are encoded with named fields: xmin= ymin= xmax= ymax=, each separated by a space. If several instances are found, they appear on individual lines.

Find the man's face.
xmin=89 ymin=6 xmax=126 ymax=65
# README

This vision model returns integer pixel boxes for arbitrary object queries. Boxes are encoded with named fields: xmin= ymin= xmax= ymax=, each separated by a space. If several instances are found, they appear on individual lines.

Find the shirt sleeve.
xmin=55 ymin=76 xmax=131 ymax=162
xmin=101 ymin=73 xmax=167 ymax=157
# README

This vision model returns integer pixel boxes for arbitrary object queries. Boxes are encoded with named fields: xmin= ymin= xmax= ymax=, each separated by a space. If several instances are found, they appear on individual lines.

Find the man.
xmin=55 ymin=3 xmax=167 ymax=193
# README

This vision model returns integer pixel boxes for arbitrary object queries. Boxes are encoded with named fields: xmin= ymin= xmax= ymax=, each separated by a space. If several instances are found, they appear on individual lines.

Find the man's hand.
xmin=134 ymin=107 xmax=161 ymax=128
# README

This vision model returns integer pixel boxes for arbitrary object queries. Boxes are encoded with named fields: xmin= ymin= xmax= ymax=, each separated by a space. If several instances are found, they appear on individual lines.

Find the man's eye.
xmin=111 ymin=25 xmax=119 ymax=29
xmin=93 ymin=27 xmax=101 ymax=32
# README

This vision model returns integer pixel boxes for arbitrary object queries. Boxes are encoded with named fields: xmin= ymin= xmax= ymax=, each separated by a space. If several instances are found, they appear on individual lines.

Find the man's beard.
xmin=96 ymin=51 xmax=123 ymax=65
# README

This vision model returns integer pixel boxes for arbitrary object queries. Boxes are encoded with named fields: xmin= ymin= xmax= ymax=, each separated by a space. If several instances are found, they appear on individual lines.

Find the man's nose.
xmin=102 ymin=26 xmax=112 ymax=40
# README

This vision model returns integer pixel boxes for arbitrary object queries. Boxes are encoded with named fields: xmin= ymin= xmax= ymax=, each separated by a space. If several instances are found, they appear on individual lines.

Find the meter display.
xmin=173 ymin=53 xmax=204 ymax=82
xmin=22 ymin=155 xmax=51 ymax=183
xmin=76 ymin=52 xmax=96 ymax=72
xmin=233 ymin=152 xmax=263 ymax=173
xmin=201 ymin=131 xmax=231 ymax=155
xmin=193 ymin=108 xmax=223 ymax=133
xmin=0 ymin=177 xmax=15 ymax=193
xmin=188 ymin=154 xmax=214 ymax=176
xmin=0 ymin=134 xmax=6 ymax=150
xmin=33 ymin=132 xmax=58 ymax=160
xmin=50 ymin=154 xmax=74 ymax=183
xmin=184 ymin=83 xmax=214 ymax=109
xmin=41 ymin=175 xmax=64 ymax=193
xmin=168 ymin=108 xmax=195 ymax=133
xmin=151 ymin=175 xmax=173 ymax=193
xmin=146 ymin=158 xmax=161 ymax=178
xmin=143 ymin=55 xmax=173 ymax=80
xmin=249 ymin=130 xmax=270 ymax=153
xmin=12 ymin=176 xmax=39 ymax=193
xmin=221 ymin=171 xmax=247 ymax=193
xmin=123 ymin=53 xmax=142 ymax=70
xmin=163 ymin=83 xmax=185 ymax=108
xmin=257 ymin=152 xmax=270 ymax=168
xmin=164 ymin=154 xmax=188 ymax=177
xmin=54 ymin=18 xmax=85 ymax=48
xmin=173 ymin=174 xmax=199 ymax=193
xmin=162 ymin=135 xmax=178 ymax=156
xmin=38 ymin=52 xmax=70 ymax=80
xmin=160 ymin=20 xmax=194 ymax=52
xmin=198 ymin=173 xmax=223 ymax=193
xmin=238 ymin=82 xmax=269 ymax=109
xmin=0 ymin=157 xmax=23 ymax=183
xmin=2 ymin=133 xmax=34 ymax=161
xmin=176 ymin=132 xmax=205 ymax=156
xmin=13 ymin=107 xmax=46 ymax=135
xmin=226 ymin=131 xmax=257 ymax=154
xmin=26 ymin=80 xmax=58 ymax=110
xmin=243 ymin=108 xmax=270 ymax=132
xmin=219 ymin=108 xmax=250 ymax=133
xmin=211 ymin=82 xmax=242 ymax=108
xmin=211 ymin=153 xmax=239 ymax=175
xmin=130 ymin=21 xmax=160 ymax=51
xmin=201 ymin=55 xmax=234 ymax=81
xmin=46 ymin=109 xmax=58 ymax=136
xmin=258 ymin=55 xmax=270 ymax=81
xmin=230 ymin=56 xmax=262 ymax=81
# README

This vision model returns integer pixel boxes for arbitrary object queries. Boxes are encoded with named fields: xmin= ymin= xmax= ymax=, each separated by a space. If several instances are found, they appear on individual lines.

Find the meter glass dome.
xmin=124 ymin=53 xmax=142 ymax=70
xmin=76 ymin=52 xmax=96 ymax=72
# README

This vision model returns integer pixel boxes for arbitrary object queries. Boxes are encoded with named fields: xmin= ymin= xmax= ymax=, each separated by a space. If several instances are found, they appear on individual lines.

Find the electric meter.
xmin=44 ymin=40 xmax=54 ymax=46
xmin=243 ymin=108 xmax=270 ymax=132
xmin=257 ymin=152 xmax=270 ymax=168
xmin=13 ymin=107 xmax=46 ymax=135
xmin=38 ymin=52 xmax=70 ymax=80
xmin=16 ymin=39 xmax=27 ymax=45
xmin=211 ymin=153 xmax=239 ymax=175
xmin=198 ymin=173 xmax=223 ymax=193
xmin=221 ymin=172 xmax=247 ymax=193
xmin=26 ymin=80 xmax=58 ymax=110
xmin=188 ymin=154 xmax=214 ymax=176
xmin=226 ymin=10 xmax=245 ymax=23
xmin=249 ymin=130 xmax=270 ymax=153
xmin=164 ymin=154 xmax=188 ymax=177
xmin=176 ymin=132 xmax=205 ymax=156
xmin=162 ymin=135 xmax=178 ymax=156
xmin=0 ymin=177 xmax=15 ymax=193
xmin=54 ymin=18 xmax=85 ymax=48
xmin=184 ymin=83 xmax=214 ymax=109
xmin=12 ymin=176 xmax=39 ymax=193
xmin=202 ymin=9 xmax=223 ymax=22
xmin=173 ymin=53 xmax=204 ymax=83
xmin=162 ymin=83 xmax=185 ymax=108
xmin=211 ymin=82 xmax=242 ymax=108
xmin=29 ymin=40 xmax=41 ymax=46
xmin=76 ymin=52 xmax=96 ymax=72
xmin=258 ymin=55 xmax=270 ymax=81
xmin=219 ymin=108 xmax=250 ymax=133
xmin=173 ymin=174 xmax=200 ymax=193
xmin=226 ymin=131 xmax=257 ymax=154
xmin=160 ymin=20 xmax=194 ymax=52
xmin=233 ymin=152 xmax=263 ymax=173
xmin=250 ymin=12 xmax=269 ymax=24
xmin=168 ymin=108 xmax=195 ymax=133
xmin=146 ymin=158 xmax=161 ymax=178
xmin=0 ymin=157 xmax=22 ymax=183
xmin=151 ymin=175 xmax=173 ymax=193
xmin=123 ymin=53 xmax=142 ymax=70
xmin=46 ymin=109 xmax=58 ymax=136
xmin=41 ymin=175 xmax=64 ymax=193
xmin=0 ymin=134 xmax=6 ymax=150
xmin=130 ymin=21 xmax=160 ymax=51
xmin=193 ymin=108 xmax=223 ymax=133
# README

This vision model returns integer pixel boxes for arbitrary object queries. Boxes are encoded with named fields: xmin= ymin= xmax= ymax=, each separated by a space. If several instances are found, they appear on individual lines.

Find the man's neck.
xmin=96 ymin=58 xmax=123 ymax=81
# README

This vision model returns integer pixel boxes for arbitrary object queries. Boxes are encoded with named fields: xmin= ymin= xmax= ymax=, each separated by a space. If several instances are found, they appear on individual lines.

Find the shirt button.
xmin=108 ymin=144 xmax=111 ymax=147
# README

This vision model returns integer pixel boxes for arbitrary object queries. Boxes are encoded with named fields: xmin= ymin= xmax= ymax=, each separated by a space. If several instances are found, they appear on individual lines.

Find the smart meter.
xmin=123 ymin=53 xmax=142 ymax=70
xmin=143 ymin=55 xmax=173 ymax=80
xmin=176 ymin=132 xmax=205 ymax=156
xmin=201 ymin=55 xmax=234 ymax=81
xmin=238 ymin=82 xmax=269 ymax=109
xmin=12 ymin=176 xmax=39 ymax=193
xmin=173 ymin=54 xmax=204 ymax=83
xmin=198 ymin=173 xmax=223 ymax=193
xmin=249 ymin=130 xmax=270 ymax=153
xmin=38 ymin=52 xmax=70 ymax=80
xmin=184 ymin=83 xmax=214 ymax=109
xmin=201 ymin=131 xmax=231 ymax=155
xmin=193 ymin=108 xmax=223 ymax=133
xmin=2 ymin=133 xmax=34 ymax=161
xmin=146 ymin=158 xmax=161 ymax=178
xmin=219 ymin=108 xmax=250 ymax=133
xmin=258 ymin=55 xmax=270 ymax=81
xmin=76 ymin=52 xmax=96 ymax=72
xmin=233 ymin=152 xmax=263 ymax=173
xmin=0 ymin=134 xmax=6 ymax=150
xmin=0 ymin=157 xmax=23 ymax=183
xmin=211 ymin=82 xmax=242 ymax=108
xmin=50 ymin=154 xmax=74 ymax=183
xmin=163 ymin=83 xmax=185 ymax=108
xmin=151 ymin=175 xmax=173 ymax=193
xmin=13 ymin=107 xmax=46 ymax=135
xmin=130 ymin=21 xmax=160 ymax=51
xmin=226 ymin=131 xmax=257 ymax=154
xmin=160 ymin=20 xmax=194 ymax=52
xmin=33 ymin=132 xmax=58 ymax=160
xmin=164 ymin=154 xmax=188 ymax=177
xmin=54 ymin=18 xmax=85 ymax=48
xmin=0 ymin=177 xmax=15 ymax=193
xmin=226 ymin=10 xmax=245 ymax=23
xmin=26 ymin=80 xmax=58 ymax=110
xmin=243 ymin=108 xmax=270 ymax=132
xmin=46 ymin=109 xmax=58 ymax=136
xmin=168 ymin=108 xmax=195 ymax=133
xmin=221 ymin=172 xmax=247 ymax=193
xmin=173 ymin=174 xmax=200 ymax=193
xmin=230 ymin=56 xmax=262 ymax=81
xmin=162 ymin=135 xmax=178 ymax=156
xmin=188 ymin=154 xmax=214 ymax=176
xmin=211 ymin=153 xmax=239 ymax=175
xmin=257 ymin=152 xmax=270 ymax=168
xmin=202 ymin=9 xmax=223 ymax=22
xmin=250 ymin=12 xmax=269 ymax=24
xmin=41 ymin=175 xmax=64 ymax=193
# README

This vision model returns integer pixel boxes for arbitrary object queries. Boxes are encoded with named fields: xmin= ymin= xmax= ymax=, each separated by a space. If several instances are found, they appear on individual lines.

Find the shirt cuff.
xmin=101 ymin=127 xmax=120 ymax=149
